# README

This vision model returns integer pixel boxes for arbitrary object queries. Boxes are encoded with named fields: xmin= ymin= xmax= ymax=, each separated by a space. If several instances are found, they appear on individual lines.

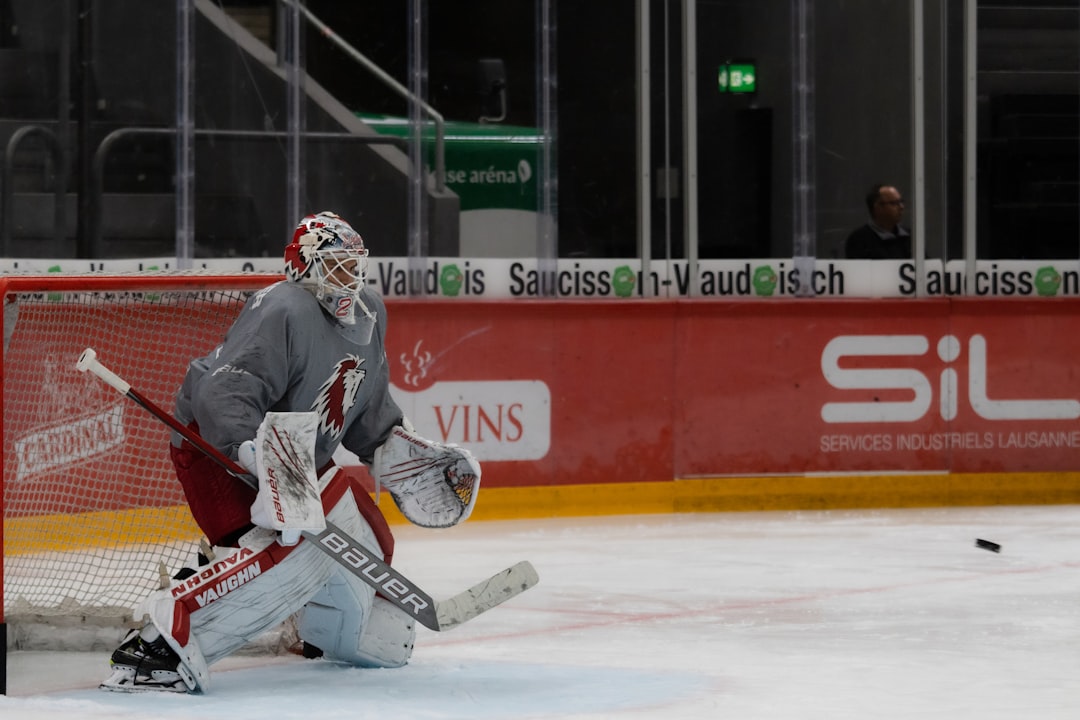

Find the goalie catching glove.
xmin=372 ymin=424 xmax=480 ymax=528
xmin=239 ymin=411 xmax=327 ymax=545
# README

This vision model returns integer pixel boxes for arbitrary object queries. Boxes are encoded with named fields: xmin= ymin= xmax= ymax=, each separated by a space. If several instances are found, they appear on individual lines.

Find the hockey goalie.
xmin=101 ymin=211 xmax=480 ymax=693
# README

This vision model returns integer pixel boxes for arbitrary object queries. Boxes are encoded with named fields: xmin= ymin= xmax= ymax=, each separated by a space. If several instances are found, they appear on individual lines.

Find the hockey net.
xmin=1 ymin=273 xmax=281 ymax=650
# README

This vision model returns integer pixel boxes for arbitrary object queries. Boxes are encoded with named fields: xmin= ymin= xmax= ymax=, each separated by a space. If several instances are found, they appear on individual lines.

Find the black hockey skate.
xmin=100 ymin=629 xmax=191 ymax=693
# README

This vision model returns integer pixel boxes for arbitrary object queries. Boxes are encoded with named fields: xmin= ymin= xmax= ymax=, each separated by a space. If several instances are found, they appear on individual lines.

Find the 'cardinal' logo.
xmin=312 ymin=355 xmax=366 ymax=437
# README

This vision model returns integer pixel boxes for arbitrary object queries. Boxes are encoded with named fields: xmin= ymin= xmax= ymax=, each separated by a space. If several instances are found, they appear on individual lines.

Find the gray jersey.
xmin=175 ymin=281 xmax=403 ymax=468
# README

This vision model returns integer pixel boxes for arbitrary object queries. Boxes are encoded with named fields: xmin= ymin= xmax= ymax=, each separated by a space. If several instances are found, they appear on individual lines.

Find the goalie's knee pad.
xmin=297 ymin=467 xmax=412 ymax=668
xmin=299 ymin=585 xmax=415 ymax=669
xmin=298 ymin=572 xmax=370 ymax=665
xmin=356 ymin=596 xmax=415 ymax=668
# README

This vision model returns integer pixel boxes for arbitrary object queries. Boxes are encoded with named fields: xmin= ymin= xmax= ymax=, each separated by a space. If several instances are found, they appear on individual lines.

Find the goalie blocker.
xmin=239 ymin=411 xmax=326 ymax=546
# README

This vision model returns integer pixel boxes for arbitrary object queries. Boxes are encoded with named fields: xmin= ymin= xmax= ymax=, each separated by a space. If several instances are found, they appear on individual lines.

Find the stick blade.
xmin=434 ymin=560 xmax=539 ymax=631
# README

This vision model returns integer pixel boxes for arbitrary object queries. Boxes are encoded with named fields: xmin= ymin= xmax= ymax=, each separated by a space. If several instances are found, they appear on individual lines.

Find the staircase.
xmin=223 ymin=1 xmax=274 ymax=47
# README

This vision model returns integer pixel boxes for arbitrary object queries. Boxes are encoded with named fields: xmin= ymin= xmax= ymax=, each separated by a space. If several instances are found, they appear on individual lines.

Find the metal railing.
xmin=1 ymin=124 xmax=409 ymax=256
xmin=279 ymin=0 xmax=446 ymax=192
xmin=1 ymin=125 xmax=67 ymax=252
xmin=89 ymin=126 xmax=407 ymax=256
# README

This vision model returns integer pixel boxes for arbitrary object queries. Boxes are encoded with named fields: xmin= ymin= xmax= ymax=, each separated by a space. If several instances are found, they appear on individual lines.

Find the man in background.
xmin=845 ymin=184 xmax=911 ymax=259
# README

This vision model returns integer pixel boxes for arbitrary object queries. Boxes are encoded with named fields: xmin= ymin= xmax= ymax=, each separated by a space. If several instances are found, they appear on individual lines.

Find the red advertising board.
xmin=675 ymin=298 xmax=1080 ymax=475
xmin=385 ymin=298 xmax=1080 ymax=487
xmin=385 ymin=299 xmax=676 ymax=489
xmin=6 ymin=292 xmax=1079 ymax=521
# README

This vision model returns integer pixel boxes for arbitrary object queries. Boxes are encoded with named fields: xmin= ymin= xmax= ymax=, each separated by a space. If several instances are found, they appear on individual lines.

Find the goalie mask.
xmin=285 ymin=211 xmax=377 ymax=344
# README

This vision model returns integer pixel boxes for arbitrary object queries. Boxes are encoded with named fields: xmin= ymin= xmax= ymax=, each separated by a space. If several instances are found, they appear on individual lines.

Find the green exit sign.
xmin=718 ymin=62 xmax=757 ymax=94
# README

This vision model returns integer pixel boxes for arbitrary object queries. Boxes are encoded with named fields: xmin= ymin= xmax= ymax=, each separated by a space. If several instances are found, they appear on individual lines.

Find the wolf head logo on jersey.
xmin=312 ymin=355 xmax=367 ymax=437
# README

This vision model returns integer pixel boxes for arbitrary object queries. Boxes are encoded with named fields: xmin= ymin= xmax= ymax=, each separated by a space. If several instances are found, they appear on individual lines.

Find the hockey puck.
xmin=975 ymin=538 xmax=1001 ymax=553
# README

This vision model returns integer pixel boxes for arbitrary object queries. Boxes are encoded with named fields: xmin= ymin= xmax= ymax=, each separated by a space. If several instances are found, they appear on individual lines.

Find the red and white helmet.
xmin=284 ymin=211 xmax=374 ymax=336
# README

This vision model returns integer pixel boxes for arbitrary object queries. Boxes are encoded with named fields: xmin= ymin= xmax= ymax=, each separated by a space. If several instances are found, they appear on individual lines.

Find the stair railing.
xmin=278 ymin=0 xmax=446 ymax=192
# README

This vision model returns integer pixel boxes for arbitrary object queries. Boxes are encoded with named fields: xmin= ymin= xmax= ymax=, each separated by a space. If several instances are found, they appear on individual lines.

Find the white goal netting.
xmin=2 ymin=274 xmax=280 ymax=649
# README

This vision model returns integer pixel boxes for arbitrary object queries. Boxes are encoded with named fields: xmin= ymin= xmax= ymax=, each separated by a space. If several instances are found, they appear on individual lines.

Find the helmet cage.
xmin=285 ymin=212 xmax=371 ymax=326
xmin=309 ymin=246 xmax=370 ymax=325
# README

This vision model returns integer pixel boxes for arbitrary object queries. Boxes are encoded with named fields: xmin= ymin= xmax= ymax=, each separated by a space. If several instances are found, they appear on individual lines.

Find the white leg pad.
xmin=299 ymin=587 xmax=415 ymax=668
xmin=150 ymin=477 xmax=383 ymax=682
xmin=180 ymin=529 xmax=337 ymax=666
xmin=356 ymin=596 xmax=416 ymax=668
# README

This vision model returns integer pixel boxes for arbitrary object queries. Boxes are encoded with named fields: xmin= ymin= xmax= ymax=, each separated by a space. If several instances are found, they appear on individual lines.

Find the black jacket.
xmin=844 ymin=224 xmax=911 ymax=259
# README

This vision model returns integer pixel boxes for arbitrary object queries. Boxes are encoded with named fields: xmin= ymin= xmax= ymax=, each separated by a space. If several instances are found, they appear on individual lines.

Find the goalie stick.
xmin=75 ymin=347 xmax=538 ymax=632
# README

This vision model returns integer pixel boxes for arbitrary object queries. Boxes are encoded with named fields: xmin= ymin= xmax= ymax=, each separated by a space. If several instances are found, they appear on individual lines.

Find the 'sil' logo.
xmin=821 ymin=334 xmax=1080 ymax=423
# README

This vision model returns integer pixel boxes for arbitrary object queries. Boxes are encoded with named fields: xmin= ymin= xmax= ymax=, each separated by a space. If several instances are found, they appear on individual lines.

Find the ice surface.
xmin=4 ymin=506 xmax=1079 ymax=719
